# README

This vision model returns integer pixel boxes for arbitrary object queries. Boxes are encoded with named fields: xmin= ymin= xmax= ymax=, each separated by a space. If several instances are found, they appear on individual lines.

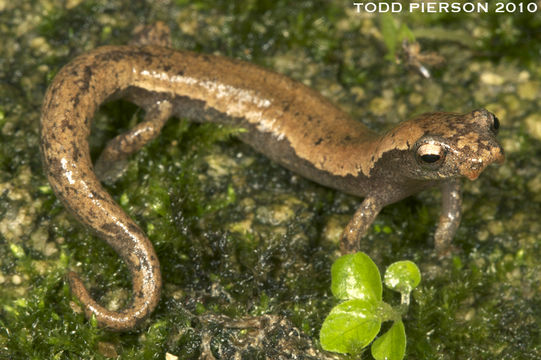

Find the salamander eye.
xmin=492 ymin=114 xmax=500 ymax=133
xmin=416 ymin=142 xmax=446 ymax=166
xmin=420 ymin=154 xmax=440 ymax=163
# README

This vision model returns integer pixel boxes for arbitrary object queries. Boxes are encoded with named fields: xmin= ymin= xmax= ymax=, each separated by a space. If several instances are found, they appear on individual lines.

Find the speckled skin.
xmin=40 ymin=24 xmax=504 ymax=331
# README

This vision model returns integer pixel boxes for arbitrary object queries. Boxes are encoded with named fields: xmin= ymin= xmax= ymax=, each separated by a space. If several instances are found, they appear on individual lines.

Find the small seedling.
xmin=379 ymin=13 xmax=415 ymax=60
xmin=319 ymin=253 xmax=421 ymax=360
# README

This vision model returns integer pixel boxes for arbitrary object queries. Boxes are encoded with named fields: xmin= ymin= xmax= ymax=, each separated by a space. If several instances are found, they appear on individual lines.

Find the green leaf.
xmin=371 ymin=320 xmax=406 ymax=360
xmin=319 ymin=299 xmax=382 ymax=354
xmin=384 ymin=260 xmax=421 ymax=295
xmin=331 ymin=253 xmax=382 ymax=301
xmin=380 ymin=13 xmax=398 ymax=60
xmin=398 ymin=23 xmax=415 ymax=44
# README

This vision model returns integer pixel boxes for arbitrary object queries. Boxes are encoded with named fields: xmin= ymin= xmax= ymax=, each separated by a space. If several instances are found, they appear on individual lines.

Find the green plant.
xmin=379 ymin=13 xmax=415 ymax=60
xmin=319 ymin=253 xmax=421 ymax=359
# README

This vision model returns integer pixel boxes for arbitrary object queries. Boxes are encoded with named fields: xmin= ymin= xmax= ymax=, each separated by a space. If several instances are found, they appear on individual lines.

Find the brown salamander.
xmin=40 ymin=24 xmax=504 ymax=331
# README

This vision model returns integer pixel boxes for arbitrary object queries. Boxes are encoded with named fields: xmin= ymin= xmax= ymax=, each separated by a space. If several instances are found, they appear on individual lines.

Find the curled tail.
xmin=40 ymin=48 xmax=162 ymax=331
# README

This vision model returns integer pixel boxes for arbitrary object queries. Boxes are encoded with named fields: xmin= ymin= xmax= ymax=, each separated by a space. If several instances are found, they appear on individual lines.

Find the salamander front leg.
xmin=434 ymin=179 xmax=462 ymax=257
xmin=95 ymin=100 xmax=173 ymax=183
xmin=340 ymin=196 xmax=383 ymax=254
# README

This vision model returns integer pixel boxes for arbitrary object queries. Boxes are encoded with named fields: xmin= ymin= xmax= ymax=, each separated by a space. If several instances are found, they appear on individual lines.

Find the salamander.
xmin=40 ymin=23 xmax=504 ymax=331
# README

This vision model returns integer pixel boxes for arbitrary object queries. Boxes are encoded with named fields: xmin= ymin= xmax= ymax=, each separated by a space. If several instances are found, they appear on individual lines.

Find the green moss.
xmin=1 ymin=0 xmax=541 ymax=358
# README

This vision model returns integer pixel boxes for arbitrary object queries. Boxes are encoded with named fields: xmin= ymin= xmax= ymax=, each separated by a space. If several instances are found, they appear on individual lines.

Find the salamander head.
xmin=385 ymin=109 xmax=504 ymax=181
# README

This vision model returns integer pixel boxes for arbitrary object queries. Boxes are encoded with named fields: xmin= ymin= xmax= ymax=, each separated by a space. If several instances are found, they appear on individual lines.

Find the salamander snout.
xmin=407 ymin=109 xmax=505 ymax=181
xmin=460 ymin=138 xmax=504 ymax=180
xmin=458 ymin=109 xmax=505 ymax=180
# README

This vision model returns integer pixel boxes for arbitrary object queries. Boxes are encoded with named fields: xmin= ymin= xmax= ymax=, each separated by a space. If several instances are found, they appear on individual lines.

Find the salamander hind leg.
xmin=340 ymin=196 xmax=383 ymax=254
xmin=95 ymin=100 xmax=173 ymax=183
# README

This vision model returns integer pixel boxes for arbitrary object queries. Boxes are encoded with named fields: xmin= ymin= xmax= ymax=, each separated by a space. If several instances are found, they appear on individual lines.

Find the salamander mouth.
xmin=462 ymin=145 xmax=505 ymax=181
xmin=464 ymin=168 xmax=482 ymax=181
